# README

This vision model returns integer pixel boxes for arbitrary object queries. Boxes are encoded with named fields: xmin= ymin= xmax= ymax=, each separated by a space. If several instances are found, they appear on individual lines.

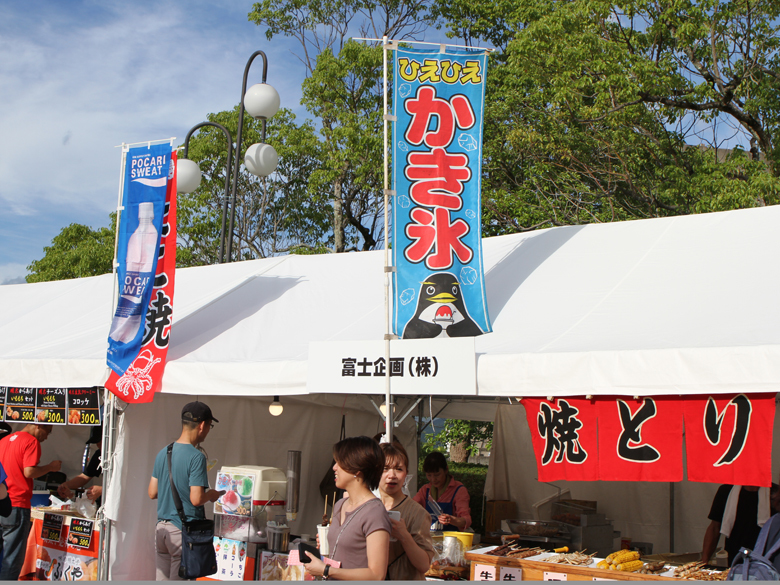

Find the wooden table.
xmin=466 ymin=549 xmax=678 ymax=581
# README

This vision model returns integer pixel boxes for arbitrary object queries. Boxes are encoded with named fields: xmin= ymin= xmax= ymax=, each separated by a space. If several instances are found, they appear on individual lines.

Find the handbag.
xmin=319 ymin=414 xmax=347 ymax=502
xmin=166 ymin=443 xmax=217 ymax=579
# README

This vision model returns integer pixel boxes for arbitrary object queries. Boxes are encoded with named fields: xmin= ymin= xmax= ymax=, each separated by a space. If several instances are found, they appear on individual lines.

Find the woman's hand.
xmin=391 ymin=517 xmax=411 ymax=542
xmin=438 ymin=514 xmax=465 ymax=529
xmin=303 ymin=552 xmax=326 ymax=578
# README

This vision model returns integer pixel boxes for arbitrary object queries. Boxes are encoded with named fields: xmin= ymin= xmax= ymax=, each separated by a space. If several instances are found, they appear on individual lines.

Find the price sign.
xmin=67 ymin=388 xmax=101 ymax=426
xmin=474 ymin=564 xmax=497 ymax=581
xmin=5 ymin=387 xmax=36 ymax=423
xmin=42 ymin=513 xmax=64 ymax=544
xmin=68 ymin=518 xmax=94 ymax=549
xmin=543 ymin=572 xmax=568 ymax=581
xmin=36 ymin=388 xmax=67 ymax=425
xmin=499 ymin=567 xmax=523 ymax=581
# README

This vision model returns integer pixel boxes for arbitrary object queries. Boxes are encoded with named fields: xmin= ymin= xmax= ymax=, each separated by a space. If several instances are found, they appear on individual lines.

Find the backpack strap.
xmin=167 ymin=443 xmax=188 ymax=526
xmin=760 ymin=514 xmax=780 ymax=560
xmin=753 ymin=514 xmax=780 ymax=556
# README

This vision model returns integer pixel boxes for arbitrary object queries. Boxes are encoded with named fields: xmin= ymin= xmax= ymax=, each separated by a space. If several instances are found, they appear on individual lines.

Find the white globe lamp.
xmin=177 ymin=159 xmax=202 ymax=193
xmin=269 ymin=396 xmax=284 ymax=417
xmin=244 ymin=83 xmax=280 ymax=120
xmin=245 ymin=143 xmax=278 ymax=177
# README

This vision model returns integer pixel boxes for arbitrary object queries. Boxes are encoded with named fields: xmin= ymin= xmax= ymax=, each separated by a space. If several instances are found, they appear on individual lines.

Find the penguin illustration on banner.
xmin=402 ymin=272 xmax=483 ymax=338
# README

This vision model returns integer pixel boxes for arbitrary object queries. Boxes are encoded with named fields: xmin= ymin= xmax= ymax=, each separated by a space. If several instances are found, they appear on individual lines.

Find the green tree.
xmin=27 ymin=214 xmax=116 ymax=283
xmin=249 ymin=0 xmax=434 ymax=252
xmin=432 ymin=0 xmax=780 ymax=234
xmin=178 ymin=107 xmax=332 ymax=266
xmin=424 ymin=419 xmax=493 ymax=463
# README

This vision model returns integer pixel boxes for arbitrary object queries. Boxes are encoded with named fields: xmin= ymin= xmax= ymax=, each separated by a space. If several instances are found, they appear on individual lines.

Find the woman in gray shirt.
xmin=304 ymin=436 xmax=391 ymax=580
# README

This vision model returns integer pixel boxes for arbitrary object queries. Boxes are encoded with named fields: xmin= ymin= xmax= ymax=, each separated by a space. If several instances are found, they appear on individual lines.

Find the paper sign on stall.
xmin=67 ymin=519 xmax=94 ymax=550
xmin=36 ymin=388 xmax=67 ymax=425
xmin=67 ymin=388 xmax=101 ymax=425
xmin=474 ymin=564 xmax=497 ymax=580
xmin=543 ymin=571 xmax=568 ymax=581
xmin=210 ymin=537 xmax=247 ymax=580
xmin=499 ymin=566 xmax=523 ymax=581
xmin=41 ymin=513 xmax=64 ymax=544
xmin=5 ymin=387 xmax=35 ymax=423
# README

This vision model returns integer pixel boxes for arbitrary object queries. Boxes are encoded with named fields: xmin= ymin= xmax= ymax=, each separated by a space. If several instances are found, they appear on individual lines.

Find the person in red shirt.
xmin=0 ymin=424 xmax=61 ymax=580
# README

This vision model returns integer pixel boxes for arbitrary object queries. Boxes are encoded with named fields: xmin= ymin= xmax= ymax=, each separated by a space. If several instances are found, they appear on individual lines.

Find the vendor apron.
xmin=424 ymin=485 xmax=464 ymax=531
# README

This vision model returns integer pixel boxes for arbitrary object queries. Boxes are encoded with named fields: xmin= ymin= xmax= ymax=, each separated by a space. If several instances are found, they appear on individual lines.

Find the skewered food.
xmin=544 ymin=551 xmax=595 ymax=566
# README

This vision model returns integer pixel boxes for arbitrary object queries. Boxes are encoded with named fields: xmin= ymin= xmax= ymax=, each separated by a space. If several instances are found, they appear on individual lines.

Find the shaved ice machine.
xmin=214 ymin=465 xmax=287 ymax=543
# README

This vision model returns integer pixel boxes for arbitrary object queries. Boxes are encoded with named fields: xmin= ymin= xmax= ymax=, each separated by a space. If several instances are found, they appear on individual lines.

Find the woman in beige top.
xmin=379 ymin=441 xmax=435 ymax=580
xmin=304 ymin=436 xmax=391 ymax=580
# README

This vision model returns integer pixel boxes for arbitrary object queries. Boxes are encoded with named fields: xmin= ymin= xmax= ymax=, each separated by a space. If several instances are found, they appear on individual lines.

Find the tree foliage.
xmin=249 ymin=0 xmax=434 ymax=251
xmin=423 ymin=419 xmax=493 ymax=463
xmin=433 ymin=0 xmax=780 ymax=234
xmin=27 ymin=214 xmax=116 ymax=283
xmin=178 ymin=107 xmax=332 ymax=266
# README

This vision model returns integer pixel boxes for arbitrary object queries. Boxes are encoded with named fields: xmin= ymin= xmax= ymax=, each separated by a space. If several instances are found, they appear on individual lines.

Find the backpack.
xmin=727 ymin=514 xmax=780 ymax=580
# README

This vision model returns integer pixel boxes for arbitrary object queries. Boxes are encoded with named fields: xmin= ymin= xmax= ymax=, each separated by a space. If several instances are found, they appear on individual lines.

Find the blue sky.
xmin=0 ymin=0 xmax=309 ymax=284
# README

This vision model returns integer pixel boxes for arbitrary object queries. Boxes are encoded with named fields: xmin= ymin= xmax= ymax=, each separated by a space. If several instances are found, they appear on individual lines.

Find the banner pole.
xmin=382 ymin=35 xmax=394 ymax=441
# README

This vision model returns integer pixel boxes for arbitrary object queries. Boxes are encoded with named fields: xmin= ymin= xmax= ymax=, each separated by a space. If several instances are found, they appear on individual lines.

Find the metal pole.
xmin=382 ymin=35 xmax=393 ymax=441
xmin=181 ymin=122 xmax=234 ymax=264
xmin=226 ymin=51 xmax=269 ymax=263
xmin=669 ymin=481 xmax=675 ymax=552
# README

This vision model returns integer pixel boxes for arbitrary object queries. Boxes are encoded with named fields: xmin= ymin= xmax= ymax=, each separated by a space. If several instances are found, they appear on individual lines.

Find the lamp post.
xmin=177 ymin=122 xmax=234 ymax=263
xmin=226 ymin=50 xmax=280 ymax=263
xmin=177 ymin=50 xmax=280 ymax=264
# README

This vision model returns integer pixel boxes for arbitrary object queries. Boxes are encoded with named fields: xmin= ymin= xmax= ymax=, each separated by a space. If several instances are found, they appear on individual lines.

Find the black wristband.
xmin=323 ymin=564 xmax=330 ymax=580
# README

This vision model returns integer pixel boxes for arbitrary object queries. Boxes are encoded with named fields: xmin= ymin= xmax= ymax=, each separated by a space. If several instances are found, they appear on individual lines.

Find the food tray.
xmin=505 ymin=519 xmax=570 ymax=538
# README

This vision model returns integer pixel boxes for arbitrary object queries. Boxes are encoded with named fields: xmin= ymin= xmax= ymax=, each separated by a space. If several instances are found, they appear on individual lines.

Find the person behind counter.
xmin=378 ymin=441 xmax=434 ymax=580
xmin=413 ymin=451 xmax=471 ymax=531
xmin=148 ymin=402 xmax=225 ymax=581
xmin=0 ymin=424 xmax=61 ymax=581
xmin=57 ymin=424 xmax=102 ymax=504
xmin=304 ymin=436 xmax=391 ymax=581
xmin=701 ymin=483 xmax=779 ymax=566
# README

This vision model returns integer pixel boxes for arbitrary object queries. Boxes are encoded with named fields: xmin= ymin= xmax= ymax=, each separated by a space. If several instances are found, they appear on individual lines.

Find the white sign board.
xmin=307 ymin=338 xmax=476 ymax=395
xmin=473 ymin=563 xmax=497 ymax=580
xmin=499 ymin=566 xmax=523 ymax=581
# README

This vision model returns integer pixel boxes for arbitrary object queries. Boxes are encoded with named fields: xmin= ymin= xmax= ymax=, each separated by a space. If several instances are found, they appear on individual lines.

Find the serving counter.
xmin=465 ymin=548 xmax=692 ymax=581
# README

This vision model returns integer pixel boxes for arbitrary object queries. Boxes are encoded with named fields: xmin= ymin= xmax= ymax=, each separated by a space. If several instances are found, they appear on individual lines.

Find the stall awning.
xmin=1 ymin=206 xmax=779 ymax=397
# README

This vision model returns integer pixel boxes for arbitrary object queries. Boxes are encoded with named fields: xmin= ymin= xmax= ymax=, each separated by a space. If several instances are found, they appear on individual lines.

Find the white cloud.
xmin=0 ymin=263 xmax=29 ymax=285
xmin=0 ymin=0 xmax=306 ymax=271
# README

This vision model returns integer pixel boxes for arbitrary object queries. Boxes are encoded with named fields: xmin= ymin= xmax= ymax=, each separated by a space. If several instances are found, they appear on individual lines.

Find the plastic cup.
xmin=317 ymin=524 xmax=330 ymax=556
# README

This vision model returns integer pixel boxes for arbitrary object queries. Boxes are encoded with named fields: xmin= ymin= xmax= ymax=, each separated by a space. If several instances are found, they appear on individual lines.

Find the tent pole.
xmin=97 ymin=390 xmax=117 ymax=579
xmin=669 ymin=482 xmax=675 ymax=552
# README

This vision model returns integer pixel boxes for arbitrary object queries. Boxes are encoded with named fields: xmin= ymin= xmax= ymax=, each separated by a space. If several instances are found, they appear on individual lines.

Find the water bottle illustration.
xmin=109 ymin=202 xmax=159 ymax=343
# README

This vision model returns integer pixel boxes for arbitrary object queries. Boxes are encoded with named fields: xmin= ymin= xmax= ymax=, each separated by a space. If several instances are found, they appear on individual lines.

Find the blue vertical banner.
xmin=392 ymin=47 xmax=492 ymax=339
xmin=107 ymin=143 xmax=172 ymax=375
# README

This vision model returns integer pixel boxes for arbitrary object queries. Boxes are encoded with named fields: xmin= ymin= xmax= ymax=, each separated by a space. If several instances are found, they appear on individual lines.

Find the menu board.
xmin=0 ymin=387 xmax=5 ymax=417
xmin=214 ymin=472 xmax=255 ymax=517
xmin=67 ymin=388 xmax=101 ymax=426
xmin=41 ymin=513 xmax=64 ymax=544
xmin=5 ymin=387 xmax=36 ymax=423
xmin=36 ymin=388 xmax=67 ymax=425
xmin=67 ymin=518 xmax=94 ymax=550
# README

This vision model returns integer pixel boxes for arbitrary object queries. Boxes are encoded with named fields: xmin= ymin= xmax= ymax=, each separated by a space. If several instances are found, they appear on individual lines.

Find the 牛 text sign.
xmin=307 ymin=338 xmax=476 ymax=395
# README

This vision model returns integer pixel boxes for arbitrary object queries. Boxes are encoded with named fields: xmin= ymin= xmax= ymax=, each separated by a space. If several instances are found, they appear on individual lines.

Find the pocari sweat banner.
xmin=107 ymin=143 xmax=172 ymax=375
xmin=392 ymin=46 xmax=492 ymax=339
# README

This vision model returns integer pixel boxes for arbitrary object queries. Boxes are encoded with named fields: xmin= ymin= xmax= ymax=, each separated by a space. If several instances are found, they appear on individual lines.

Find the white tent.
xmin=3 ymin=205 xmax=780 ymax=577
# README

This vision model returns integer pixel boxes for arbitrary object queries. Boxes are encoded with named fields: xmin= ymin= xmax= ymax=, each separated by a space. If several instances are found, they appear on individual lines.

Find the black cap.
xmin=182 ymin=401 xmax=219 ymax=424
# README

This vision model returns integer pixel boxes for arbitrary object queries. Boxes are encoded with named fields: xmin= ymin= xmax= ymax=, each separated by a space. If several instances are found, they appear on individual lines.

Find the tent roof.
xmin=2 ymin=206 xmax=779 ymax=397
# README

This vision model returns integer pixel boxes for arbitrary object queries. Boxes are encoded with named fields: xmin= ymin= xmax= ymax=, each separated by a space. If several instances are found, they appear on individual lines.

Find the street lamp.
xmin=176 ymin=121 xmax=234 ymax=264
xmin=226 ymin=50 xmax=281 ymax=263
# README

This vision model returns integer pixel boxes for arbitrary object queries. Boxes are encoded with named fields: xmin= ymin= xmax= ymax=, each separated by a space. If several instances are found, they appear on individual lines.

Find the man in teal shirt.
xmin=148 ymin=402 xmax=224 ymax=580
